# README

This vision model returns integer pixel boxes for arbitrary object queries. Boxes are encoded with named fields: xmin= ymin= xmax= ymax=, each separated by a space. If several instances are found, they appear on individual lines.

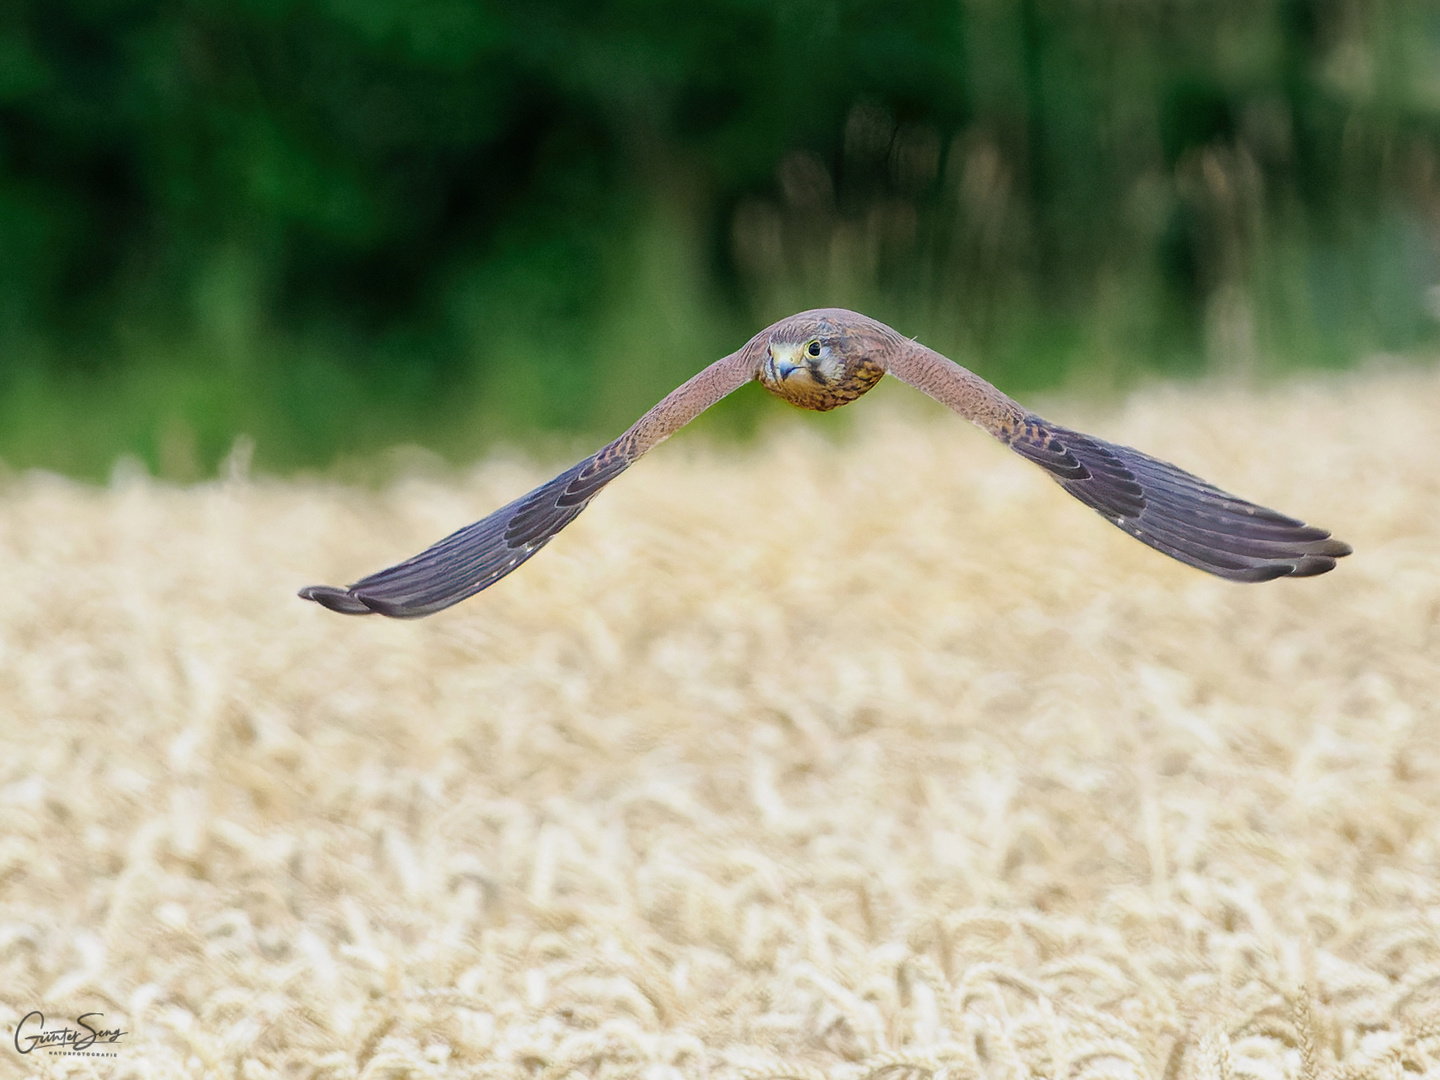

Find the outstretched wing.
xmin=1004 ymin=418 xmax=1352 ymax=580
xmin=883 ymin=342 xmax=1351 ymax=581
xmin=301 ymin=344 xmax=763 ymax=617
xmin=299 ymin=446 xmax=632 ymax=618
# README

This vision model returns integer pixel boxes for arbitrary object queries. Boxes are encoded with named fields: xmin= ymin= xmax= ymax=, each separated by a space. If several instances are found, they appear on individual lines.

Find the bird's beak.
xmin=770 ymin=345 xmax=802 ymax=380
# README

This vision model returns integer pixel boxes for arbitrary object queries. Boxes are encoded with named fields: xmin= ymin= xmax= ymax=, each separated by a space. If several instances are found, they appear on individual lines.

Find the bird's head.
xmin=759 ymin=309 xmax=891 ymax=412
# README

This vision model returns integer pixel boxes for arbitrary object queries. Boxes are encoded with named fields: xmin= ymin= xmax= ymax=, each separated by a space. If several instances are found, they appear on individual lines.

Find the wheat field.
xmin=1 ymin=365 xmax=1437 ymax=1080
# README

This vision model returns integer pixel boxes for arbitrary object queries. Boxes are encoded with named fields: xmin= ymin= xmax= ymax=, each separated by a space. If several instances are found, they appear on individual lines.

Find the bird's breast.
xmin=759 ymin=359 xmax=885 ymax=412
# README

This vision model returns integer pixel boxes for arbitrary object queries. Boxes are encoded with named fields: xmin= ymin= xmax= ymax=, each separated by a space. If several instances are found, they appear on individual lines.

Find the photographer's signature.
xmin=13 ymin=1011 xmax=127 ymax=1057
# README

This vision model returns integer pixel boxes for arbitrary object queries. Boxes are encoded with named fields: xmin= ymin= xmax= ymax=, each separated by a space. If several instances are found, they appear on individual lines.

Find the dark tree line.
xmin=2 ymin=0 xmax=1438 ymax=475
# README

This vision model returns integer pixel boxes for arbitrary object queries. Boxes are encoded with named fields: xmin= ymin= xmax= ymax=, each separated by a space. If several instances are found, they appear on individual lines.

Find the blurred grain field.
xmin=1 ymin=366 xmax=1438 ymax=1080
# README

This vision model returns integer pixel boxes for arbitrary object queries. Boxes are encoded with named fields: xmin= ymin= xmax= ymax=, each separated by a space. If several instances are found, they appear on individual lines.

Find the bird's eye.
xmin=806 ymin=340 xmax=822 ymax=358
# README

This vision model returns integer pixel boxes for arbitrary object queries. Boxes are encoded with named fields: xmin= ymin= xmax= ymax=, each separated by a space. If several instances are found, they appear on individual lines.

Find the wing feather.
xmin=301 ymin=345 xmax=762 ymax=617
xmin=1014 ymin=419 xmax=1351 ymax=580
xmin=883 ymin=342 xmax=1350 ymax=581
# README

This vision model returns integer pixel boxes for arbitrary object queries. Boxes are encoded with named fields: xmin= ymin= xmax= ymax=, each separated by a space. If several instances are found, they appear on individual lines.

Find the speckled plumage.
xmin=301 ymin=308 xmax=1351 ymax=618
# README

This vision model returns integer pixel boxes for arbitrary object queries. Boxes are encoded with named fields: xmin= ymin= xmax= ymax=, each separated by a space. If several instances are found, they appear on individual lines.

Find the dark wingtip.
xmin=349 ymin=590 xmax=435 ymax=619
xmin=1233 ymin=536 xmax=1349 ymax=581
xmin=299 ymin=584 xmax=376 ymax=616
xmin=1283 ymin=555 xmax=1339 ymax=578
xmin=1280 ymin=535 xmax=1352 ymax=577
xmin=1230 ymin=564 xmax=1293 ymax=583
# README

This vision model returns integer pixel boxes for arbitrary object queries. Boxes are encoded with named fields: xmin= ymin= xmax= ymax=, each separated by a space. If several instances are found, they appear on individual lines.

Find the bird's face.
xmin=759 ymin=320 xmax=886 ymax=412
xmin=764 ymin=335 xmax=846 ymax=389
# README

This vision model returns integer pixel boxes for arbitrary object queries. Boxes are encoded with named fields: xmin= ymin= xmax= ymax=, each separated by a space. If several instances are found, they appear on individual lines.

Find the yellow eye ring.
xmin=806 ymin=340 xmax=822 ymax=358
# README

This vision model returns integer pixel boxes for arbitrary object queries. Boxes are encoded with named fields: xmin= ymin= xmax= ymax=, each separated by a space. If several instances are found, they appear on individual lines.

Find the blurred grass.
xmin=4 ymin=1 xmax=1440 ymax=478
xmin=1 ymin=363 xmax=1437 ymax=1077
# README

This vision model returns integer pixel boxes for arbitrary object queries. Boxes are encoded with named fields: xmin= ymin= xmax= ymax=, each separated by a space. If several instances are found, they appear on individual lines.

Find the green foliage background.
xmin=4 ymin=0 xmax=1440 ymax=477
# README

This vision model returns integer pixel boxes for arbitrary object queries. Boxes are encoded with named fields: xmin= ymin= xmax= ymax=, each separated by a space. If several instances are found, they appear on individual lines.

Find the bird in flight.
xmin=301 ymin=309 xmax=1350 ymax=618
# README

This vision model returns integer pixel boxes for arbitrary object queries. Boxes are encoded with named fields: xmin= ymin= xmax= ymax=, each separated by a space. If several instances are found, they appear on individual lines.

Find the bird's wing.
xmin=882 ymin=341 xmax=1351 ymax=581
xmin=301 ymin=343 xmax=763 ymax=617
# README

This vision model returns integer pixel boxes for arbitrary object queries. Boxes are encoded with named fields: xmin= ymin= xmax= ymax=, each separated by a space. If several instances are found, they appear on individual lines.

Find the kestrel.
xmin=301 ymin=309 xmax=1350 ymax=618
